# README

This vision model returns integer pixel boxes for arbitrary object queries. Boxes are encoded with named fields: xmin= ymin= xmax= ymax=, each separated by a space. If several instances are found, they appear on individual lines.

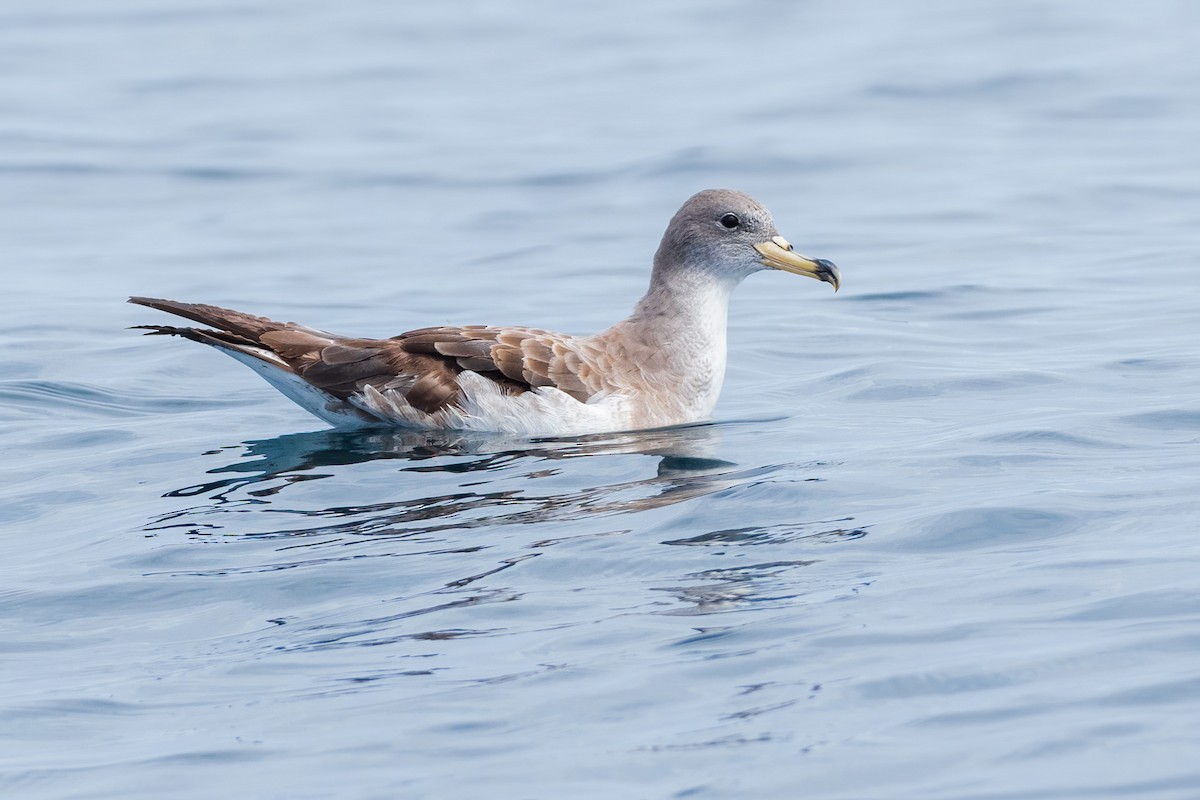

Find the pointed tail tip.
xmin=128 ymin=324 xmax=175 ymax=336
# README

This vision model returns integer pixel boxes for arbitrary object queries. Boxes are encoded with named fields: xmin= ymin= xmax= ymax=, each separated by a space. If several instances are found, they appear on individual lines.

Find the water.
xmin=2 ymin=1 xmax=1199 ymax=797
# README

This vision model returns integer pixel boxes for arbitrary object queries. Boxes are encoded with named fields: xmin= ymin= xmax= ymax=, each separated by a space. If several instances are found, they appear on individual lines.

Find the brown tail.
xmin=127 ymin=296 xmax=388 ymax=425
xmin=128 ymin=296 xmax=286 ymax=342
xmin=129 ymin=322 xmax=260 ymax=350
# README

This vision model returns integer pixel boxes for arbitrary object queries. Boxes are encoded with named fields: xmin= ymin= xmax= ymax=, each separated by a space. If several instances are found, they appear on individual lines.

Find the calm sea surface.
xmin=2 ymin=1 xmax=1199 ymax=798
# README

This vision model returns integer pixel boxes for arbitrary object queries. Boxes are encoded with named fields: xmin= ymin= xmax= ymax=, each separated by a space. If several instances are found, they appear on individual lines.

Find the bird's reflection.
xmin=145 ymin=420 xmax=865 ymax=625
xmin=149 ymin=422 xmax=757 ymax=541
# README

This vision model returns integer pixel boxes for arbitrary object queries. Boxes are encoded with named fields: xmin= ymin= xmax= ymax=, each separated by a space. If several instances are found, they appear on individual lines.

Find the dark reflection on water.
xmin=147 ymin=423 xmax=754 ymax=541
xmin=141 ymin=421 xmax=864 ymax=627
xmin=173 ymin=422 xmax=740 ymax=492
xmin=663 ymin=521 xmax=868 ymax=547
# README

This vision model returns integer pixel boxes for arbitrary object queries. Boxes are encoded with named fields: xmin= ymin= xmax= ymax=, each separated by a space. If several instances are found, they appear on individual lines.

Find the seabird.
xmin=131 ymin=189 xmax=840 ymax=436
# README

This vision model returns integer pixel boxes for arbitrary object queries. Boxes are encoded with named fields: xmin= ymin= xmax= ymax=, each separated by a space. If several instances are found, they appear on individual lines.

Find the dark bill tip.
xmin=814 ymin=258 xmax=841 ymax=291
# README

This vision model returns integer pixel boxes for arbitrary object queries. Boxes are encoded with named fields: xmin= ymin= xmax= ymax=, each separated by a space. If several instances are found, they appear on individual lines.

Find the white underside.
xmin=224 ymin=347 xmax=640 ymax=436
xmin=225 ymin=348 xmax=379 ymax=429
xmin=357 ymin=373 xmax=637 ymax=435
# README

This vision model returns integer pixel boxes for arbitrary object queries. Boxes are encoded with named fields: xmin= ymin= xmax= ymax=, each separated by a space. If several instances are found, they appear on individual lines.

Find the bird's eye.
xmin=720 ymin=213 xmax=740 ymax=229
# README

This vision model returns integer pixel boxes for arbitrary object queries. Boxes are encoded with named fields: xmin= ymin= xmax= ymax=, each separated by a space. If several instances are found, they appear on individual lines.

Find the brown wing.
xmin=391 ymin=326 xmax=599 ymax=405
xmin=129 ymin=297 xmax=603 ymax=416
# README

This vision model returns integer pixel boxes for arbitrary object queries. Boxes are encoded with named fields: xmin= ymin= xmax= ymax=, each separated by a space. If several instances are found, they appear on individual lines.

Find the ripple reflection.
xmin=143 ymin=422 xmax=863 ymax=632
xmin=146 ymin=423 xmax=754 ymax=548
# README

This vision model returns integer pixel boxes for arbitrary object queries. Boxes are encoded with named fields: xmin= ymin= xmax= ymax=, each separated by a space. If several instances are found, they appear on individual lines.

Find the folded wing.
xmin=129 ymin=297 xmax=604 ymax=420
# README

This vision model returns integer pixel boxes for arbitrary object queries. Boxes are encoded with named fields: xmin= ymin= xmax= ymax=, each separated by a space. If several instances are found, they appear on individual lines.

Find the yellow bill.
xmin=755 ymin=236 xmax=840 ymax=291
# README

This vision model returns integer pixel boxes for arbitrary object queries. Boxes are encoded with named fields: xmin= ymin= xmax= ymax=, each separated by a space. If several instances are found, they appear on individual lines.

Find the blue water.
xmin=3 ymin=1 xmax=1199 ymax=797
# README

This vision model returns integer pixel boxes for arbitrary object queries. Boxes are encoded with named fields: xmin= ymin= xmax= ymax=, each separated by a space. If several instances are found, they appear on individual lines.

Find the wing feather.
xmin=130 ymin=296 xmax=608 ymax=418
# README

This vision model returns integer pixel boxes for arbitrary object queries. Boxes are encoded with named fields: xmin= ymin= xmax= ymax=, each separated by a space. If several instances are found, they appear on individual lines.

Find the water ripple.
xmin=0 ymin=379 xmax=247 ymax=418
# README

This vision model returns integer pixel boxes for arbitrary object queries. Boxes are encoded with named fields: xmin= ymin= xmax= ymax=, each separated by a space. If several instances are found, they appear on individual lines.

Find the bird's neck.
xmin=587 ymin=266 xmax=736 ymax=424
xmin=626 ymin=266 xmax=736 ymax=344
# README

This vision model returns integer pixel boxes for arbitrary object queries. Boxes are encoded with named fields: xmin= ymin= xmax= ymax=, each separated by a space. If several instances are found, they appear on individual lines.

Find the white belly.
xmin=353 ymin=371 xmax=640 ymax=436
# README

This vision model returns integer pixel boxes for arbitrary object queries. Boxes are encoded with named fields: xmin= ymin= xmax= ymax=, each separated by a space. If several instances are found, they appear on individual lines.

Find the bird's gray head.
xmin=653 ymin=189 xmax=840 ymax=291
